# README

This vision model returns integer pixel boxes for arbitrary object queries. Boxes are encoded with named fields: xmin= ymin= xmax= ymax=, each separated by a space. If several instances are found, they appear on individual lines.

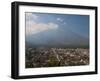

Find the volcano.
xmin=25 ymin=26 xmax=89 ymax=48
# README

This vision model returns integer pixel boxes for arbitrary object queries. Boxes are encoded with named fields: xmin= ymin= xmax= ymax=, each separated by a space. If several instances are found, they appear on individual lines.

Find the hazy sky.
xmin=25 ymin=12 xmax=89 ymax=48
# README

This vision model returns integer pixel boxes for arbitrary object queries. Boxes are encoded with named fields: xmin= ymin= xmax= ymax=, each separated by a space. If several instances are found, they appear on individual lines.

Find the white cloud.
xmin=25 ymin=13 xmax=59 ymax=36
xmin=26 ymin=22 xmax=59 ymax=36
xmin=26 ymin=13 xmax=32 ymax=17
xmin=47 ymin=23 xmax=58 ymax=29
xmin=26 ymin=13 xmax=38 ymax=21
xmin=57 ymin=18 xmax=63 ymax=22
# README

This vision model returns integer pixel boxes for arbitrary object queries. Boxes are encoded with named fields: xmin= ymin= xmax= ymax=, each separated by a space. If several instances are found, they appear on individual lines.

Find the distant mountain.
xmin=25 ymin=27 xmax=89 ymax=48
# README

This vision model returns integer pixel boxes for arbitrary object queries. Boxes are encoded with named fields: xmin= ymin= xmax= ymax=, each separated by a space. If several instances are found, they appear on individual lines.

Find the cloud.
xmin=47 ymin=23 xmax=58 ymax=29
xmin=26 ymin=22 xmax=59 ymax=36
xmin=57 ymin=18 xmax=63 ymax=22
xmin=26 ymin=13 xmax=38 ymax=21
xmin=25 ymin=13 xmax=59 ymax=36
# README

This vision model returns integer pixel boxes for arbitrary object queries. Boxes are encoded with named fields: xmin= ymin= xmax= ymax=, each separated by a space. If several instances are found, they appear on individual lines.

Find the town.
xmin=25 ymin=47 xmax=89 ymax=68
